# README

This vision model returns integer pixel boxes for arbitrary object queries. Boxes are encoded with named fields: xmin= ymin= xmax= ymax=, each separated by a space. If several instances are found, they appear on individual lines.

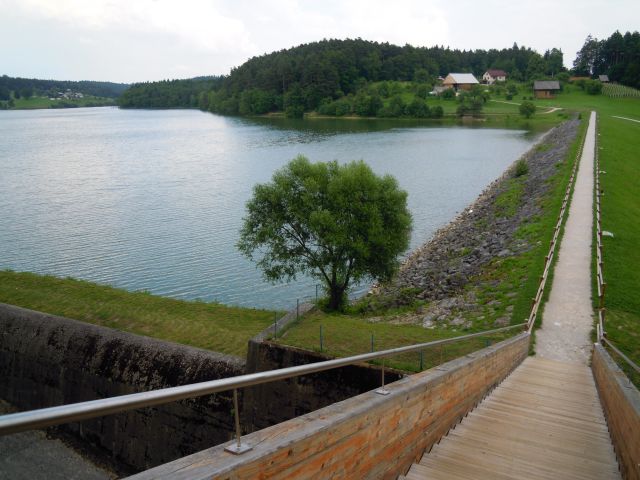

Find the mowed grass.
xmin=275 ymin=310 xmax=513 ymax=372
xmin=11 ymin=96 xmax=116 ymax=109
xmin=0 ymin=270 xmax=276 ymax=357
xmin=597 ymin=108 xmax=640 ymax=381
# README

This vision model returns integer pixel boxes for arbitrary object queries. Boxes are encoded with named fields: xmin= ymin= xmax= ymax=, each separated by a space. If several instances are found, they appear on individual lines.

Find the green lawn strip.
xmin=597 ymin=112 xmax=640 ymax=377
xmin=275 ymin=310 xmax=512 ymax=372
xmin=11 ymin=96 xmax=116 ymax=109
xmin=0 ymin=270 xmax=276 ymax=357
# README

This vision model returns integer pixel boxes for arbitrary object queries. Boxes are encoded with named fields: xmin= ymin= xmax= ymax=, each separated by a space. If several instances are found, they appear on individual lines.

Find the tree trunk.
xmin=327 ymin=284 xmax=345 ymax=311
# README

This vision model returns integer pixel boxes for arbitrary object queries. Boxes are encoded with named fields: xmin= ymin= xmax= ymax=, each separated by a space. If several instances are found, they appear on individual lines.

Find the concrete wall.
xmin=129 ymin=332 xmax=530 ymax=480
xmin=592 ymin=343 xmax=640 ymax=480
xmin=0 ymin=303 xmax=244 ymax=474
xmin=244 ymin=340 xmax=404 ymax=432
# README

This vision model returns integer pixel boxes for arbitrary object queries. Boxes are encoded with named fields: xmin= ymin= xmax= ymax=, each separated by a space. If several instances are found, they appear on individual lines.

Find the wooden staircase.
xmin=403 ymin=356 xmax=620 ymax=479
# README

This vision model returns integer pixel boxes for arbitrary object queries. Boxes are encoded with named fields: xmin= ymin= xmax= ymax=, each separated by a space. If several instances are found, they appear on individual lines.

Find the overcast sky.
xmin=2 ymin=0 xmax=638 ymax=83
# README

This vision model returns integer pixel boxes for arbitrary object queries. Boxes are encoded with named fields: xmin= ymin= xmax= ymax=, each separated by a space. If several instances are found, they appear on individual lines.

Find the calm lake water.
xmin=0 ymin=108 xmax=538 ymax=310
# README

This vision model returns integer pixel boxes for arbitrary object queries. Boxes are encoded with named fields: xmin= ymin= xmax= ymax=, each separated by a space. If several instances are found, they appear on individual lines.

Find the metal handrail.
xmin=0 ymin=323 xmax=527 ymax=439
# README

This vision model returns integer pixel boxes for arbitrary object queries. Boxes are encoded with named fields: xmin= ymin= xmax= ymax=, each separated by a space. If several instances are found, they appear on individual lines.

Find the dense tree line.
xmin=115 ymin=39 xmax=566 ymax=115
xmin=118 ymin=77 xmax=223 ymax=108
xmin=573 ymin=30 xmax=640 ymax=88
xmin=0 ymin=75 xmax=128 ymax=99
xmin=203 ymin=39 xmax=564 ymax=116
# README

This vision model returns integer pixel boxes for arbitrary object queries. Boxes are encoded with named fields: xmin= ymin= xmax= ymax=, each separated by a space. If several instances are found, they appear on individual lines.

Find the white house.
xmin=482 ymin=69 xmax=507 ymax=84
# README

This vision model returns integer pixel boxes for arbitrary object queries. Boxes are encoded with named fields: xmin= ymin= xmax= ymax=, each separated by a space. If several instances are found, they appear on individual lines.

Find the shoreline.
xmin=366 ymin=117 xmax=580 ymax=328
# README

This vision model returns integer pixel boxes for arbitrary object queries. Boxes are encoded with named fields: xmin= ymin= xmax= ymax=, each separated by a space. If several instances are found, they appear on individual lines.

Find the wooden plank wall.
xmin=129 ymin=333 xmax=530 ymax=480
xmin=592 ymin=343 xmax=640 ymax=480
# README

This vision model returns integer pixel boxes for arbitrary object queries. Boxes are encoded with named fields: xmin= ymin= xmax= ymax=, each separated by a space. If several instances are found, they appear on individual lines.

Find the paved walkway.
xmin=535 ymin=111 xmax=596 ymax=365
xmin=0 ymin=401 xmax=115 ymax=480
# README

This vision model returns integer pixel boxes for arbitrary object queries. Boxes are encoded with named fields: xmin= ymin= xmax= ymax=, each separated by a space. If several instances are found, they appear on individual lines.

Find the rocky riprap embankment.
xmin=369 ymin=118 xmax=580 ymax=328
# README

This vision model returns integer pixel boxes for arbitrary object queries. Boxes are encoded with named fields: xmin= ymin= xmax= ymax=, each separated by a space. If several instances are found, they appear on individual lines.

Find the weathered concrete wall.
xmin=129 ymin=332 xmax=530 ymax=480
xmin=0 ymin=303 xmax=244 ymax=474
xmin=592 ymin=343 xmax=640 ymax=480
xmin=243 ymin=340 xmax=404 ymax=432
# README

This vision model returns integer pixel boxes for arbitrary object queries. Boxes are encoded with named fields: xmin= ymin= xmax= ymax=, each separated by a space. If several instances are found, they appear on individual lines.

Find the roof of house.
xmin=599 ymin=75 xmax=610 ymax=82
xmin=485 ymin=69 xmax=507 ymax=77
xmin=533 ymin=80 xmax=560 ymax=90
xmin=443 ymin=73 xmax=479 ymax=85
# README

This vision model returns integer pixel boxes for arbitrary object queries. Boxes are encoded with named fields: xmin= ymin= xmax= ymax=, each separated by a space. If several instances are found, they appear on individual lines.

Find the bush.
xmin=441 ymin=88 xmax=456 ymax=100
xmin=519 ymin=101 xmax=536 ymax=118
xmin=514 ymin=159 xmax=529 ymax=177
xmin=586 ymin=80 xmax=603 ymax=95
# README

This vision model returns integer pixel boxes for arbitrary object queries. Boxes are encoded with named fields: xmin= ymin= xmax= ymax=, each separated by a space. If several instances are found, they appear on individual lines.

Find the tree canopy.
xmin=573 ymin=30 xmax=640 ymax=88
xmin=117 ymin=38 xmax=566 ymax=114
xmin=237 ymin=156 xmax=412 ymax=310
xmin=0 ymin=75 xmax=128 ymax=99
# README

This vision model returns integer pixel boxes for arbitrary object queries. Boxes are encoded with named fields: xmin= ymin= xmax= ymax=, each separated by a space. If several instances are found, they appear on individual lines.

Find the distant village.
xmin=49 ymin=89 xmax=85 ymax=100
xmin=435 ymin=69 xmax=610 ymax=99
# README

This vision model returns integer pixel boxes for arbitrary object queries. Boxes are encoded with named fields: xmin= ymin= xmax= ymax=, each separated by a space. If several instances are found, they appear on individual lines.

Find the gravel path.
xmin=536 ymin=111 xmax=596 ymax=365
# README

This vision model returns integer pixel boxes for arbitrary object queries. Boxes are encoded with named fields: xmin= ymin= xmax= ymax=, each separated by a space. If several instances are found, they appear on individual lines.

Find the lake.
xmin=0 ymin=108 xmax=539 ymax=310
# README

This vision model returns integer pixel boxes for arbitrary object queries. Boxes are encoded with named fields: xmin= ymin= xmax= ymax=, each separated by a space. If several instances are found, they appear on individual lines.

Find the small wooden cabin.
xmin=533 ymin=80 xmax=561 ymax=99
xmin=442 ymin=73 xmax=479 ymax=91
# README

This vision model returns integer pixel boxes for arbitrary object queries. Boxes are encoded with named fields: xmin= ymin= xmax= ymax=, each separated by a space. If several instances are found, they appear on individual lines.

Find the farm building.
xmin=482 ymin=69 xmax=507 ymax=84
xmin=533 ymin=80 xmax=561 ymax=99
xmin=442 ymin=73 xmax=479 ymax=91
xmin=599 ymin=75 xmax=610 ymax=83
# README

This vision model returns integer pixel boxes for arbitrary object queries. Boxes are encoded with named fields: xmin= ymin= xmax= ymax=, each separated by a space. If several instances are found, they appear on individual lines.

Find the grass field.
xmin=9 ymin=95 xmax=116 ymax=109
xmin=274 ymin=310 xmax=513 ymax=372
xmin=0 ymin=270 xmax=276 ymax=357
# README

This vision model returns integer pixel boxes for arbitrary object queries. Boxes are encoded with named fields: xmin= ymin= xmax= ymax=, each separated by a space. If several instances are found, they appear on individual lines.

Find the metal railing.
xmin=526 ymin=116 xmax=586 ymax=333
xmin=0 ymin=322 xmax=527 ymax=454
xmin=593 ymin=114 xmax=640 ymax=376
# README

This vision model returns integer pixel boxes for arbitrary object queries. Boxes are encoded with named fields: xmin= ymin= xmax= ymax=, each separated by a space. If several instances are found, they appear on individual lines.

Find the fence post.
xmin=376 ymin=359 xmax=390 ymax=395
xmin=224 ymin=389 xmax=252 ymax=455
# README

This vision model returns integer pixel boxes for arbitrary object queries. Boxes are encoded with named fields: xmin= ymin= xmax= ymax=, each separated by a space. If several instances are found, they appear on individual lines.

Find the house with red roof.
xmin=482 ymin=69 xmax=507 ymax=84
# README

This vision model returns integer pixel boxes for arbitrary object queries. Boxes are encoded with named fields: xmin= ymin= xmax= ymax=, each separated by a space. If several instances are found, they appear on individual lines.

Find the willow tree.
xmin=237 ymin=156 xmax=412 ymax=310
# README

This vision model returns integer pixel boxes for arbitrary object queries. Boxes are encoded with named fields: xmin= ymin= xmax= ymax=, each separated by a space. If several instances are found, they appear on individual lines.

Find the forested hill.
xmin=214 ymin=38 xmax=558 ymax=105
xmin=118 ymin=39 xmax=559 ymax=112
xmin=118 ymin=76 xmax=224 ymax=108
xmin=116 ymin=33 xmax=639 ymax=114
xmin=0 ymin=75 xmax=128 ymax=99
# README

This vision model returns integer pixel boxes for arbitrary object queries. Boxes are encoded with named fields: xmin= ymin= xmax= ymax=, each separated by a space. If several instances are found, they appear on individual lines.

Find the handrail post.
xmin=376 ymin=359 xmax=390 ymax=395
xmin=224 ymin=389 xmax=252 ymax=455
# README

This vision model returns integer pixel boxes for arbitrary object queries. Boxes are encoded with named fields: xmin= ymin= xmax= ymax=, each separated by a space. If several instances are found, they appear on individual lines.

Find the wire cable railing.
xmin=0 ymin=322 xmax=527 ymax=454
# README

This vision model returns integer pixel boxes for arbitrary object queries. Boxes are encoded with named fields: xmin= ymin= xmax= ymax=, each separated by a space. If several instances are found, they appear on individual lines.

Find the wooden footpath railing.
xmin=526 ymin=118 xmax=585 ymax=333
xmin=594 ymin=114 xmax=640 ymax=376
